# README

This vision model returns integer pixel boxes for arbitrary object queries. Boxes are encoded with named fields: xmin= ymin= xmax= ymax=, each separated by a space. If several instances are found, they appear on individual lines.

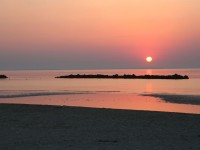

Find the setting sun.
xmin=146 ymin=57 xmax=153 ymax=63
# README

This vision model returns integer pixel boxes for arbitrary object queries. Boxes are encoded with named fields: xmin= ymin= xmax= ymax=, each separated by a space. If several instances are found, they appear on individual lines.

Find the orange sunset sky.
xmin=0 ymin=0 xmax=200 ymax=69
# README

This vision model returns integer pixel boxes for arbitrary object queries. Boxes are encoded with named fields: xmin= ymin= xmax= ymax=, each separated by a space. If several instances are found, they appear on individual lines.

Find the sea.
xmin=0 ymin=69 xmax=200 ymax=114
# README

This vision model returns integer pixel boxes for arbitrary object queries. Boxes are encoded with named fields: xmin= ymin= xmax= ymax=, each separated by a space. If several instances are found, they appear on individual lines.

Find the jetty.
xmin=55 ymin=74 xmax=189 ymax=80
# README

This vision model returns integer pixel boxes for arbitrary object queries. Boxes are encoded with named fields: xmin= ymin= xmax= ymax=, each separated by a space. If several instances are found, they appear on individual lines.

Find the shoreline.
xmin=0 ymin=103 xmax=200 ymax=150
xmin=1 ymin=92 xmax=200 ymax=114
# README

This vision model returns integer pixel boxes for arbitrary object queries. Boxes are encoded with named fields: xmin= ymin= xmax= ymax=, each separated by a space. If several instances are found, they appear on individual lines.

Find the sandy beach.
xmin=0 ymin=104 xmax=200 ymax=150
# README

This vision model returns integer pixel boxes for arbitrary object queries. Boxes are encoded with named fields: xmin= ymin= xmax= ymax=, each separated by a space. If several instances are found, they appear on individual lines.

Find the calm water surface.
xmin=0 ymin=69 xmax=200 ymax=114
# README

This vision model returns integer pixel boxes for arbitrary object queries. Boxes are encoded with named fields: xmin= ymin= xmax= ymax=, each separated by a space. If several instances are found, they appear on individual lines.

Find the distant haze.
xmin=0 ymin=0 xmax=200 ymax=70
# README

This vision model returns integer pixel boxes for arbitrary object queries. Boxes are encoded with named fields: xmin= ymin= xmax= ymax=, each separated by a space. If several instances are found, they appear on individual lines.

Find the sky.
xmin=0 ymin=0 xmax=200 ymax=70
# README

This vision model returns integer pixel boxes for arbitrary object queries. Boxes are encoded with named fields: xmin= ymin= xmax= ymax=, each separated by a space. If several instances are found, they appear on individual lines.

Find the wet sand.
xmin=0 ymin=104 xmax=200 ymax=150
xmin=143 ymin=94 xmax=200 ymax=105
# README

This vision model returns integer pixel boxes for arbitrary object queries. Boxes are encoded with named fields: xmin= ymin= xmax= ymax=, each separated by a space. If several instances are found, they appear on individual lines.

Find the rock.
xmin=0 ymin=75 xmax=8 ymax=79
xmin=55 ymin=74 xmax=189 ymax=80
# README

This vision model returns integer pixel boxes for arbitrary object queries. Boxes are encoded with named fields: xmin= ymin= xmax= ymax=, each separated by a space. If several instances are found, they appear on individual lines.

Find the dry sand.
xmin=0 ymin=104 xmax=200 ymax=150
